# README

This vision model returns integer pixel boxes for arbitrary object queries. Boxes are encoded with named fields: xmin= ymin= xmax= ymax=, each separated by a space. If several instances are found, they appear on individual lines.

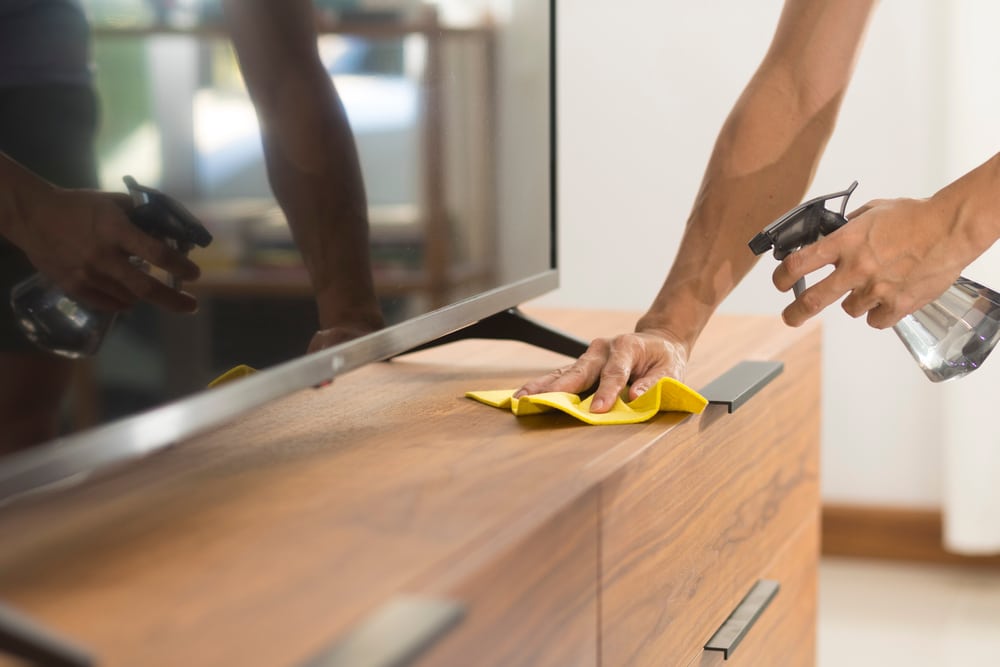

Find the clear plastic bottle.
xmin=893 ymin=277 xmax=1000 ymax=382
xmin=9 ymin=273 xmax=116 ymax=358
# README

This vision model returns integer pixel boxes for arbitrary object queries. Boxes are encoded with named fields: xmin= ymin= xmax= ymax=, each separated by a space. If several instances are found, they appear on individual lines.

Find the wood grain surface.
xmin=410 ymin=490 xmax=598 ymax=667
xmin=600 ymin=326 xmax=821 ymax=666
xmin=692 ymin=513 xmax=819 ymax=667
xmin=0 ymin=308 xmax=820 ymax=666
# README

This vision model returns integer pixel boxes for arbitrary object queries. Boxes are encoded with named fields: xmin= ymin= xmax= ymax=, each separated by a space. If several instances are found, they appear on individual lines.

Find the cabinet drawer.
xmin=694 ymin=514 xmax=818 ymax=667
xmin=600 ymin=341 xmax=820 ymax=666
xmin=409 ymin=489 xmax=598 ymax=667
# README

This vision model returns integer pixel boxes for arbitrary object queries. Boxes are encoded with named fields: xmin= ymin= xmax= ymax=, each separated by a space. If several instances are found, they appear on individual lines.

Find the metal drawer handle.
xmin=699 ymin=360 xmax=784 ymax=413
xmin=704 ymin=579 xmax=780 ymax=659
xmin=301 ymin=595 xmax=464 ymax=667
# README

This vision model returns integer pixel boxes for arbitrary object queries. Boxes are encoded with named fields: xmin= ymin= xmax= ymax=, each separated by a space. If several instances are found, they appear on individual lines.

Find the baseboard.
xmin=822 ymin=504 xmax=1000 ymax=566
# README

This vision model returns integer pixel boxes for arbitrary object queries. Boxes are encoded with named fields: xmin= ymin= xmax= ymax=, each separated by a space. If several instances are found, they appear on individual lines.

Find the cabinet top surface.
xmin=0 ymin=309 xmax=818 ymax=665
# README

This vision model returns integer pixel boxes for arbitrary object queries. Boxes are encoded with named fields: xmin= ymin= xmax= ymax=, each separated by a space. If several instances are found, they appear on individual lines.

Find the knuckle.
xmin=609 ymin=336 xmax=639 ymax=360
xmin=599 ymin=361 xmax=630 ymax=381
xmin=583 ymin=337 xmax=610 ymax=357
xmin=797 ymin=290 xmax=824 ymax=316
xmin=851 ymin=254 xmax=877 ymax=279
xmin=869 ymin=282 xmax=893 ymax=303
xmin=783 ymin=250 xmax=807 ymax=274
xmin=553 ymin=363 xmax=585 ymax=380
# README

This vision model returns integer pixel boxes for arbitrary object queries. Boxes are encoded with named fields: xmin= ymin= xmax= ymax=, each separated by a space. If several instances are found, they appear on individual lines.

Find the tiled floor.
xmin=819 ymin=557 xmax=1000 ymax=666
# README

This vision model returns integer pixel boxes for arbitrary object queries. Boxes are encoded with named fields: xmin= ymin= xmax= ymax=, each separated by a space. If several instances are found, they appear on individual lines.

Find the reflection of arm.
xmin=221 ymin=0 xmax=384 ymax=344
xmin=638 ymin=0 xmax=875 ymax=351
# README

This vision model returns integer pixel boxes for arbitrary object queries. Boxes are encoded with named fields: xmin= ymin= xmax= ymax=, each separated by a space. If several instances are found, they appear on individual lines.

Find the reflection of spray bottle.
xmin=750 ymin=181 xmax=1000 ymax=382
xmin=9 ymin=176 xmax=213 ymax=359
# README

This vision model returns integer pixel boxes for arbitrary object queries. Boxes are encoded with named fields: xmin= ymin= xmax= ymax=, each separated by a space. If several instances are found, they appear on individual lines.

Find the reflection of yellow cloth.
xmin=207 ymin=364 xmax=258 ymax=388
xmin=466 ymin=377 xmax=708 ymax=425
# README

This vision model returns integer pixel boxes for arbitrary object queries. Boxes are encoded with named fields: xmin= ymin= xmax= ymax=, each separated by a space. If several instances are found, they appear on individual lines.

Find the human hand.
xmin=513 ymin=329 xmax=690 ymax=413
xmin=772 ymin=196 xmax=972 ymax=329
xmin=18 ymin=187 xmax=201 ymax=313
xmin=307 ymin=311 xmax=385 ymax=354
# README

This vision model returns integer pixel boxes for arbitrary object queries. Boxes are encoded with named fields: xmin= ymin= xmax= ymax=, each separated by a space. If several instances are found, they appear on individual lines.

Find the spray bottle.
xmin=749 ymin=181 xmax=1000 ymax=382
xmin=9 ymin=176 xmax=212 ymax=358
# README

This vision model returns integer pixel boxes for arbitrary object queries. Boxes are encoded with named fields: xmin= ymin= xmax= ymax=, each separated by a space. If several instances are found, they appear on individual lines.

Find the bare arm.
xmin=517 ymin=0 xmax=876 ymax=410
xmin=221 ymin=0 xmax=384 ymax=349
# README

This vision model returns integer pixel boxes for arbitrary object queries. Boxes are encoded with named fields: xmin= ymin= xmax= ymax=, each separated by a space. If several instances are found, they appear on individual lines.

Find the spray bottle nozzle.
xmin=749 ymin=180 xmax=857 ymax=259
xmin=124 ymin=176 xmax=213 ymax=250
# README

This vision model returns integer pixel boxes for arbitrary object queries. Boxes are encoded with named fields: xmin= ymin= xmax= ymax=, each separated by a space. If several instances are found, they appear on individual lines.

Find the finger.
xmin=772 ymin=241 xmax=838 ymax=293
xmin=590 ymin=342 xmax=637 ymax=413
xmin=866 ymin=302 xmax=906 ymax=330
xmin=866 ymin=304 xmax=894 ymax=330
xmin=131 ymin=275 xmax=198 ymax=313
xmin=781 ymin=272 xmax=853 ymax=327
xmin=97 ymin=212 xmax=200 ymax=281
xmin=841 ymin=288 xmax=878 ymax=319
xmin=122 ymin=231 xmax=201 ymax=281
xmin=514 ymin=364 xmax=593 ymax=398
xmin=101 ymin=257 xmax=198 ymax=312
xmin=514 ymin=339 xmax=609 ymax=398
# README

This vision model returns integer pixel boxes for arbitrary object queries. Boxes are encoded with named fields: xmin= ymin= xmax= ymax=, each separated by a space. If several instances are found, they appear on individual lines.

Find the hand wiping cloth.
xmin=466 ymin=377 xmax=707 ymax=425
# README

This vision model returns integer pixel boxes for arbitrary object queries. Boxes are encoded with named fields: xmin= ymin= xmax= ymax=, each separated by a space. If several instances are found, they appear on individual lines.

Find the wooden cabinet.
xmin=411 ymin=490 xmax=599 ymax=667
xmin=601 ymin=314 xmax=820 ymax=666
xmin=0 ymin=309 xmax=820 ymax=666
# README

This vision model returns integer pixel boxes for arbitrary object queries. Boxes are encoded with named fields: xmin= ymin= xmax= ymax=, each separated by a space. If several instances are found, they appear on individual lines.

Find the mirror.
xmin=0 ymin=0 xmax=553 ymax=456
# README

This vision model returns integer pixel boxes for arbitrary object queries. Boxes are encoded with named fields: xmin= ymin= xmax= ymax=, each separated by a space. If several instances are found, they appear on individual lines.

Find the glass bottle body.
xmin=893 ymin=277 xmax=1000 ymax=382
xmin=9 ymin=273 xmax=116 ymax=358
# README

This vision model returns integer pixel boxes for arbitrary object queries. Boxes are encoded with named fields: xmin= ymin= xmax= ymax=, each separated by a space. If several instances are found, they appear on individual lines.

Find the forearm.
xmin=929 ymin=151 xmax=1000 ymax=263
xmin=638 ymin=75 xmax=842 ymax=348
xmin=259 ymin=83 xmax=382 ymax=330
xmin=638 ymin=0 xmax=874 ymax=351
xmin=223 ymin=0 xmax=383 ymax=331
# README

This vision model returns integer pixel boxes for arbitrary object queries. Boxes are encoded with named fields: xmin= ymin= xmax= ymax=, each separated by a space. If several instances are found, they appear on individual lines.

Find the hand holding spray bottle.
xmin=9 ymin=176 xmax=213 ymax=358
xmin=750 ymin=182 xmax=1000 ymax=382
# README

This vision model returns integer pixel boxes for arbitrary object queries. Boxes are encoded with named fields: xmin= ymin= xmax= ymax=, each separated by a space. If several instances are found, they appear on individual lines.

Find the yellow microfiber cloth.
xmin=207 ymin=364 xmax=258 ymax=388
xmin=466 ymin=376 xmax=708 ymax=425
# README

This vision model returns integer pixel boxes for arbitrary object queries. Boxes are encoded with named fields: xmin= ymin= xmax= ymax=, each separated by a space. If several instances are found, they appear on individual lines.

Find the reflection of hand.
xmin=19 ymin=188 xmax=201 ymax=313
xmin=513 ymin=330 xmax=690 ymax=413
xmin=307 ymin=314 xmax=385 ymax=354
xmin=773 ymin=196 xmax=974 ymax=329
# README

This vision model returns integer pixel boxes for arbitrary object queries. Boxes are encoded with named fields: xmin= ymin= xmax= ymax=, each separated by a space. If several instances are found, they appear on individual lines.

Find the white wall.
xmin=542 ymin=0 xmax=1000 ymax=507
